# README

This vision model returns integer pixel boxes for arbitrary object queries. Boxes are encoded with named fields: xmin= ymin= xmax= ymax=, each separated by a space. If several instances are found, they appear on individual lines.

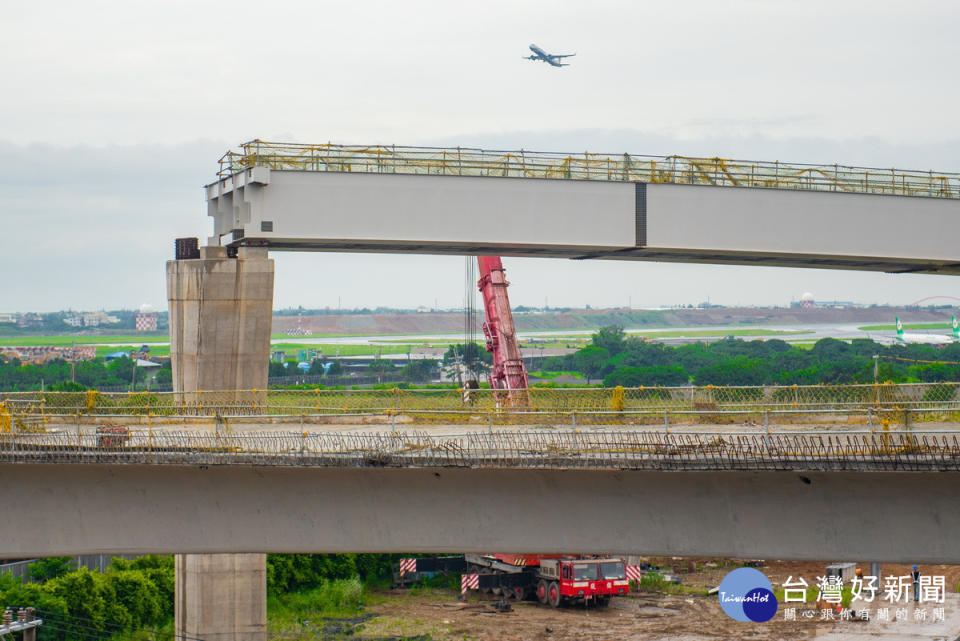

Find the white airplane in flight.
xmin=525 ymin=44 xmax=575 ymax=67
xmin=892 ymin=316 xmax=960 ymax=345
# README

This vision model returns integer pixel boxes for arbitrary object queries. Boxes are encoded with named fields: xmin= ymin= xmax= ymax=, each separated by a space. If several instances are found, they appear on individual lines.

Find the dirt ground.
xmin=356 ymin=559 xmax=960 ymax=641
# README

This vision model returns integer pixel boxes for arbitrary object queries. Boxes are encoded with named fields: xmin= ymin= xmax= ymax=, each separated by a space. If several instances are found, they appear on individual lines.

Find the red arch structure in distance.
xmin=908 ymin=296 xmax=960 ymax=306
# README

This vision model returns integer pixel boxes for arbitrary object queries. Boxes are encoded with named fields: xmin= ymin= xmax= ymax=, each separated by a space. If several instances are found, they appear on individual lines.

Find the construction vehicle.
xmin=395 ymin=553 xmax=630 ymax=607
xmin=476 ymin=256 xmax=529 ymax=407
xmin=96 ymin=425 xmax=130 ymax=448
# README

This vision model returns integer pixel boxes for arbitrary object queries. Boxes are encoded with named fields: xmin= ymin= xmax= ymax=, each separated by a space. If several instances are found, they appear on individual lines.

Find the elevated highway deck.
xmin=207 ymin=141 xmax=960 ymax=273
xmin=1 ymin=429 xmax=959 ymax=562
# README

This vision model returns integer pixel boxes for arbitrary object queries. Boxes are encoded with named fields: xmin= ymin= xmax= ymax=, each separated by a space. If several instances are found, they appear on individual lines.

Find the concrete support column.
xmin=175 ymin=554 xmax=267 ymax=641
xmin=167 ymin=245 xmax=274 ymax=401
xmin=167 ymin=244 xmax=273 ymax=641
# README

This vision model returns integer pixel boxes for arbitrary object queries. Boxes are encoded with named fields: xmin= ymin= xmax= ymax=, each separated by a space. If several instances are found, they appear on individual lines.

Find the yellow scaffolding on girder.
xmin=217 ymin=140 xmax=960 ymax=200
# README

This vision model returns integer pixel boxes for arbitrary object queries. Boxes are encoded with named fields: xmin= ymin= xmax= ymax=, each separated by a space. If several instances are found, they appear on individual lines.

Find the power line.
xmin=33 ymin=610 xmax=202 ymax=641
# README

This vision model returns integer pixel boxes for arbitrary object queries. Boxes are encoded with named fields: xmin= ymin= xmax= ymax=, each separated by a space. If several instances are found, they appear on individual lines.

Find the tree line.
xmin=0 ymin=357 xmax=172 ymax=392
xmin=0 ymin=553 xmax=401 ymax=641
xmin=542 ymin=326 xmax=960 ymax=387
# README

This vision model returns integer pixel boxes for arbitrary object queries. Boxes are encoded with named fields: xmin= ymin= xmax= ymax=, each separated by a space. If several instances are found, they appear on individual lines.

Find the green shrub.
xmin=638 ymin=572 xmax=667 ymax=592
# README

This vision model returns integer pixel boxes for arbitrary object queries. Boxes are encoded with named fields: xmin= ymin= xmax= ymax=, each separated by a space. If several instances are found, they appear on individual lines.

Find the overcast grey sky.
xmin=2 ymin=0 xmax=959 ymax=312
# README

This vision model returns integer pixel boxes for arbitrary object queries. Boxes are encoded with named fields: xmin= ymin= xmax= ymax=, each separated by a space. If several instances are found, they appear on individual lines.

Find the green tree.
xmin=109 ymin=556 xmax=175 ymax=620
xmin=591 ymin=325 xmax=626 ymax=355
xmin=574 ymin=346 xmax=610 ymax=382
xmin=603 ymin=365 xmax=688 ymax=387
xmin=693 ymin=357 xmax=772 ymax=386
xmin=400 ymin=359 xmax=438 ymax=382
xmin=107 ymin=570 xmax=162 ymax=628
xmin=44 ymin=567 xmax=130 ymax=630
xmin=155 ymin=368 xmax=172 ymax=385
xmin=367 ymin=360 xmax=395 ymax=378
xmin=266 ymin=554 xmax=358 ymax=594
xmin=442 ymin=343 xmax=491 ymax=381
xmin=28 ymin=557 xmax=73 ymax=582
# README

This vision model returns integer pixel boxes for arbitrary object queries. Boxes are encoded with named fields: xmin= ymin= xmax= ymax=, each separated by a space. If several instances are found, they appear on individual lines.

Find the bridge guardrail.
xmin=2 ymin=383 xmax=959 ymax=425
xmin=1 ymin=429 xmax=959 ymax=472
xmin=218 ymin=140 xmax=960 ymax=199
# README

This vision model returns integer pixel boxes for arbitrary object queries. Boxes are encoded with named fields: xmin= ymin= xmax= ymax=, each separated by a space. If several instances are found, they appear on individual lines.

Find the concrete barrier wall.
xmin=2 ymin=465 xmax=957 ymax=562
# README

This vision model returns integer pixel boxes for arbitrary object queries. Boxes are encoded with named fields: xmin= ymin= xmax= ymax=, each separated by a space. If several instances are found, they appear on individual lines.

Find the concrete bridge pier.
xmin=167 ymin=243 xmax=273 ymax=641
xmin=175 ymin=554 xmax=267 ymax=641
xmin=166 ymin=244 xmax=274 ymax=395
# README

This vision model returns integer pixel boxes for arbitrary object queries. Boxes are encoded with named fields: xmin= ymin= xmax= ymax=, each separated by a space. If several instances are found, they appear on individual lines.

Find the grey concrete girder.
xmin=206 ymin=170 xmax=960 ymax=274
xmin=2 ymin=464 xmax=958 ymax=563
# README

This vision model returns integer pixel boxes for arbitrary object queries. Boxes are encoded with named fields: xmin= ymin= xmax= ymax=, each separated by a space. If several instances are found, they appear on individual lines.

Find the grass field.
xmin=0 ymin=334 xmax=168 ymax=346
xmin=270 ymin=343 xmax=413 ymax=357
xmin=95 ymin=345 xmax=171 ymax=357
xmin=1 ymin=337 xmax=422 ymax=359
xmin=859 ymin=322 xmax=951 ymax=331
xmin=528 ymin=370 xmax=583 ymax=379
xmin=0 ymin=327 xmax=812 ymax=359
xmin=631 ymin=328 xmax=811 ymax=338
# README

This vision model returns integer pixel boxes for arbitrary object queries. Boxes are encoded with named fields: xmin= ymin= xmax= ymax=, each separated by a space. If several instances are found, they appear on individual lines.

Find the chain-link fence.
xmin=1 ymin=429 xmax=958 ymax=472
xmin=2 ymin=383 xmax=960 ymax=425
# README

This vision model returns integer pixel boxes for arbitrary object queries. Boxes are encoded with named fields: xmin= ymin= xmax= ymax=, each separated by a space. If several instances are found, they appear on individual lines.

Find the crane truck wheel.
xmin=548 ymin=581 xmax=561 ymax=608
xmin=536 ymin=580 xmax=549 ymax=604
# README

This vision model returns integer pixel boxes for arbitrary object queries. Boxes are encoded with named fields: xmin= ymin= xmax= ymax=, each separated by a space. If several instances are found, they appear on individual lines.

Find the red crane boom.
xmin=476 ymin=256 xmax=529 ymax=406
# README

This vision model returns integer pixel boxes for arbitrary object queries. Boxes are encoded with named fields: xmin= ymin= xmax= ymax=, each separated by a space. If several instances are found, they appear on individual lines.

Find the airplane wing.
xmin=550 ymin=53 xmax=576 ymax=59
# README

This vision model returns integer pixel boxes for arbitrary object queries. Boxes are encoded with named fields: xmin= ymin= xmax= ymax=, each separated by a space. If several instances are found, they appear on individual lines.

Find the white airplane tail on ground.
xmin=893 ymin=316 xmax=957 ymax=346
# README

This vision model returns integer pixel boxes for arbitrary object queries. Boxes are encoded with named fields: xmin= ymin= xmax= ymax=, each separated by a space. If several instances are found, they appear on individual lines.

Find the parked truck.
xmin=396 ymin=553 xmax=629 ymax=607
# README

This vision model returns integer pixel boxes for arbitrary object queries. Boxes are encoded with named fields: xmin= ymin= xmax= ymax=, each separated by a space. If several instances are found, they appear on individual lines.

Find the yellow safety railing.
xmin=217 ymin=140 xmax=960 ymax=199
xmin=2 ymin=382 xmax=959 ymax=425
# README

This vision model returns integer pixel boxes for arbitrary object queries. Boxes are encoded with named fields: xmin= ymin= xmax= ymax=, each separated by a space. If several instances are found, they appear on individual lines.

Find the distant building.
xmin=135 ymin=304 xmax=158 ymax=332
xmin=790 ymin=293 xmax=858 ymax=309
xmin=17 ymin=313 xmax=43 ymax=328
xmin=0 ymin=345 xmax=96 ymax=363
xmin=135 ymin=313 xmax=158 ymax=331
xmin=65 ymin=312 xmax=120 ymax=327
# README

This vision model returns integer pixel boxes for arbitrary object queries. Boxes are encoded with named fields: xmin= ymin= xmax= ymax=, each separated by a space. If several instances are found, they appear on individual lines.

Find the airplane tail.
xmin=953 ymin=315 xmax=959 ymax=339
xmin=895 ymin=317 xmax=904 ymax=337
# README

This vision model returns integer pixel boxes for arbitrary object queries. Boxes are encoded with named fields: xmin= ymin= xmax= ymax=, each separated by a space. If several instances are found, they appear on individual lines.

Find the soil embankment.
xmin=272 ymin=306 xmax=956 ymax=336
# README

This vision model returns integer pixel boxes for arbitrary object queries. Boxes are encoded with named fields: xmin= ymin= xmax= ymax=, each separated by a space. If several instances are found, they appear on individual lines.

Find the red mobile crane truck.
xmin=398 ymin=261 xmax=628 ymax=607
xmin=396 ymin=553 xmax=630 ymax=608
xmin=476 ymin=256 xmax=529 ymax=407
